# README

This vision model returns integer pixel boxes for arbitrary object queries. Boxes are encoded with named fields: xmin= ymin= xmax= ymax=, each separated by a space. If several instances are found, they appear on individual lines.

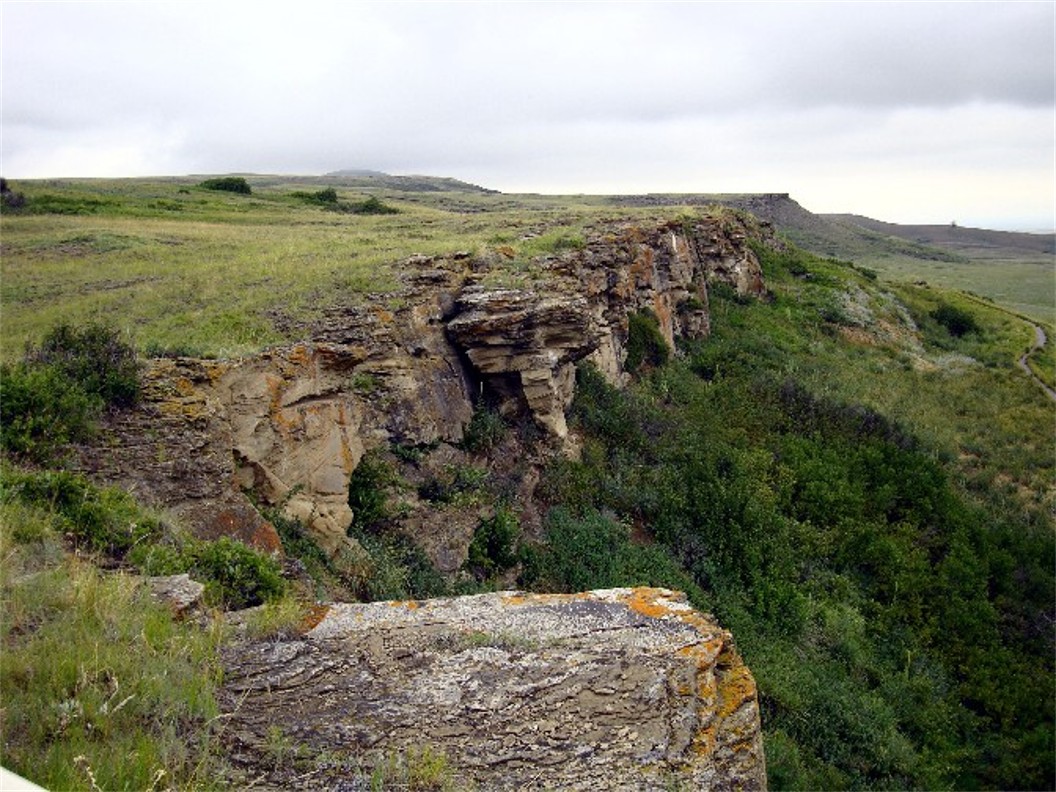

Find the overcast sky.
xmin=2 ymin=1 xmax=1053 ymax=229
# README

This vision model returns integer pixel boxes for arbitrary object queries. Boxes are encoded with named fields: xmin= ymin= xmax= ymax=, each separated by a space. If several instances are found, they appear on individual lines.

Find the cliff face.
xmin=77 ymin=212 xmax=772 ymax=789
xmin=79 ymin=213 xmax=770 ymax=558
xmin=220 ymin=587 xmax=766 ymax=791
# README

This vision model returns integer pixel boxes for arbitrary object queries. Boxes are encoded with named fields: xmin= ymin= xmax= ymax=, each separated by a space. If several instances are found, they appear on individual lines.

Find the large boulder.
xmin=219 ymin=587 xmax=766 ymax=790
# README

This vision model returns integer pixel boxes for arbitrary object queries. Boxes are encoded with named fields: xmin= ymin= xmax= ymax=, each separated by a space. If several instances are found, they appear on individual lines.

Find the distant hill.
xmin=824 ymin=214 xmax=1056 ymax=258
xmin=323 ymin=169 xmax=496 ymax=193
xmin=606 ymin=193 xmax=970 ymax=263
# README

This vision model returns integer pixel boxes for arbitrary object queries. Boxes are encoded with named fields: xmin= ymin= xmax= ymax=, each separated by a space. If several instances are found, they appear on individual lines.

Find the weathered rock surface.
xmin=219 ymin=587 xmax=766 ymax=791
xmin=77 ymin=214 xmax=771 ymax=567
xmin=145 ymin=573 xmax=205 ymax=618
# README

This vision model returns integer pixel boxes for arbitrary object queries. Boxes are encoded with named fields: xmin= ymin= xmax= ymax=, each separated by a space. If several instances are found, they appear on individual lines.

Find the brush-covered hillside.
xmin=1 ymin=175 xmax=1053 ymax=791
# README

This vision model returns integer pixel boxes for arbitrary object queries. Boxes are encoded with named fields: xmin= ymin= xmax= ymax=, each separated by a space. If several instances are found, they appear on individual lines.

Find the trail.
xmin=1017 ymin=323 xmax=1056 ymax=402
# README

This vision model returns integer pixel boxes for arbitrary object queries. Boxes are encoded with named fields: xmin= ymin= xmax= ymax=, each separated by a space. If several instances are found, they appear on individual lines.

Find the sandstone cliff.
xmin=78 ymin=213 xmax=772 ymax=564
xmin=220 ymin=587 xmax=766 ymax=791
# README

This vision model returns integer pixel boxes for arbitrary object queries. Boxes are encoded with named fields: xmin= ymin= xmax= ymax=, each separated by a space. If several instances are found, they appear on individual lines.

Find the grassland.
xmin=0 ymin=177 xmax=678 ymax=360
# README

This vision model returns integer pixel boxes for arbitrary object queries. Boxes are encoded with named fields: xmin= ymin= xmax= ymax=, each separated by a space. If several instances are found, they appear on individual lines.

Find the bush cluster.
xmin=624 ymin=309 xmax=670 ymax=373
xmin=931 ymin=302 xmax=980 ymax=337
xmin=198 ymin=176 xmax=252 ymax=194
xmin=1 ymin=323 xmax=140 ymax=464
xmin=465 ymin=506 xmax=520 ymax=580
xmin=460 ymin=401 xmax=506 ymax=453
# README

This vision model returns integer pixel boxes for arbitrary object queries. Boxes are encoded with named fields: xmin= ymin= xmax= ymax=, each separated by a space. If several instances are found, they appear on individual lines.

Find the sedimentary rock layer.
xmin=220 ymin=587 xmax=766 ymax=791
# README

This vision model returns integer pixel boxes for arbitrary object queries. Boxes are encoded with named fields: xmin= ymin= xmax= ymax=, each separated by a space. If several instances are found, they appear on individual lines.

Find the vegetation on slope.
xmin=532 ymin=247 xmax=1054 ymax=790
xmin=1 ymin=178 xmax=1052 ymax=790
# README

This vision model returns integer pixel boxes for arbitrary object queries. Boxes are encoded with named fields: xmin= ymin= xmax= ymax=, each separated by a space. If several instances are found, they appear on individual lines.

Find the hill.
xmin=323 ymin=168 xmax=497 ymax=193
xmin=825 ymin=214 xmax=1055 ymax=258
xmin=605 ymin=192 xmax=1054 ymax=324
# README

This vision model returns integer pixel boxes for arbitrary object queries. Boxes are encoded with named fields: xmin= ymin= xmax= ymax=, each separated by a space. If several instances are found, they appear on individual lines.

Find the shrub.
xmin=0 ymin=363 xmax=98 ymax=462
xmin=0 ymin=176 xmax=26 ymax=210
xmin=418 ymin=464 xmax=488 ymax=505
xmin=346 ymin=196 xmax=398 ymax=215
xmin=348 ymin=452 xmax=397 ymax=531
xmin=191 ymin=537 xmax=285 ymax=610
xmin=291 ymin=187 xmax=338 ymax=205
xmin=624 ymin=309 xmax=670 ymax=373
xmin=27 ymin=322 xmax=140 ymax=408
xmin=2 ymin=323 xmax=140 ymax=462
xmin=931 ymin=303 xmax=980 ymax=338
xmin=461 ymin=401 xmax=506 ymax=453
xmin=466 ymin=506 xmax=520 ymax=579
xmin=198 ymin=176 xmax=251 ymax=194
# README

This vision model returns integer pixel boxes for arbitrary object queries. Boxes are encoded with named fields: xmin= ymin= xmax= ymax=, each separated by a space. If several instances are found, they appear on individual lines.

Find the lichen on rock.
xmin=219 ymin=587 xmax=766 ymax=791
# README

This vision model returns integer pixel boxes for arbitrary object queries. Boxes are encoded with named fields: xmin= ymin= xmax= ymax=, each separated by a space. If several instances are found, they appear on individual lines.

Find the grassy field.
xmin=853 ymin=253 xmax=1054 ymax=326
xmin=0 ymin=177 xmax=674 ymax=360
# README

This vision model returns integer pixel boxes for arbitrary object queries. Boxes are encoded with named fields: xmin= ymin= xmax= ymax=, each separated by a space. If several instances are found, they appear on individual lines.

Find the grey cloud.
xmin=1 ymin=1 xmax=1051 ymax=228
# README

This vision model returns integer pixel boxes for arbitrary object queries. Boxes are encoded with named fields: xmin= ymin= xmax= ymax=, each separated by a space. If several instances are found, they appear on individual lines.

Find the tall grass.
xmin=1 ymin=500 xmax=227 ymax=790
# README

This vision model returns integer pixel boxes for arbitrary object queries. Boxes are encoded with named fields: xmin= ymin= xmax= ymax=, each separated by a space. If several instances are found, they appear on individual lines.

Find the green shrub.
xmin=291 ymin=187 xmax=338 ymax=205
xmin=198 ymin=176 xmax=251 ymax=194
xmin=931 ymin=303 xmax=980 ymax=338
xmin=191 ymin=537 xmax=285 ymax=610
xmin=0 ymin=177 xmax=26 ymax=210
xmin=349 ymin=195 xmax=398 ymax=215
xmin=27 ymin=322 xmax=140 ymax=408
xmin=418 ymin=464 xmax=488 ymax=505
xmin=0 ymin=363 xmax=98 ymax=463
xmin=466 ymin=506 xmax=520 ymax=579
xmin=624 ymin=309 xmax=670 ymax=373
xmin=348 ymin=452 xmax=397 ymax=531
xmin=461 ymin=401 xmax=506 ymax=453
xmin=349 ymin=528 xmax=448 ymax=602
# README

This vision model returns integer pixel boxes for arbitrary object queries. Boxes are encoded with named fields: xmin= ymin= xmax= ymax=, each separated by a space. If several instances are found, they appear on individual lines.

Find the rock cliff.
xmin=220 ymin=587 xmax=766 ymax=791
xmin=78 ymin=213 xmax=771 ymax=562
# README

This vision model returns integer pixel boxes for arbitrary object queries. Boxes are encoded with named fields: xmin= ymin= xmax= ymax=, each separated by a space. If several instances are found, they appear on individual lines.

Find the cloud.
xmin=1 ymin=1 xmax=1052 ymax=226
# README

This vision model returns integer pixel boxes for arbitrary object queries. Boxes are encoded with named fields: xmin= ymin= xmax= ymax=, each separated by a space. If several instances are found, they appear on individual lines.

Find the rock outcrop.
xmin=77 ymin=214 xmax=771 ymax=565
xmin=219 ymin=587 xmax=766 ymax=791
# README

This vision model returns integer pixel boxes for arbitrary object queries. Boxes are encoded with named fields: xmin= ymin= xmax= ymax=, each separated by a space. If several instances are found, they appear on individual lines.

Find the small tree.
xmin=198 ymin=176 xmax=252 ymax=194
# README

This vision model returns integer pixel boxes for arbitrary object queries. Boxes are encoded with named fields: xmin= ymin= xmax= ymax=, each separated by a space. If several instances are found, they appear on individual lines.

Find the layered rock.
xmin=219 ymin=587 xmax=766 ymax=791
xmin=78 ymin=214 xmax=770 ymax=563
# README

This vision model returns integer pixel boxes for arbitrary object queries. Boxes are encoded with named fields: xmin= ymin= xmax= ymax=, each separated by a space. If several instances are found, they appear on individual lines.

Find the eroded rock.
xmin=219 ymin=587 xmax=766 ymax=791
xmin=77 ymin=215 xmax=772 ymax=569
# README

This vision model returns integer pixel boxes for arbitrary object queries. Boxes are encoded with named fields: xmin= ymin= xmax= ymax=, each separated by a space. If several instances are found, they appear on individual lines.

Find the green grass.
xmin=0 ymin=177 xmax=682 ymax=361
xmin=856 ymin=253 xmax=1054 ymax=326
xmin=1 ymin=499 xmax=227 ymax=790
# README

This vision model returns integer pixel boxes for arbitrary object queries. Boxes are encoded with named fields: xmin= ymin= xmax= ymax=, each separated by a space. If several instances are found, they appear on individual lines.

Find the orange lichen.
xmin=299 ymin=604 xmax=332 ymax=632
xmin=621 ymin=588 xmax=673 ymax=620
xmin=715 ymin=656 xmax=757 ymax=719
xmin=286 ymin=344 xmax=314 ymax=367
xmin=389 ymin=600 xmax=421 ymax=610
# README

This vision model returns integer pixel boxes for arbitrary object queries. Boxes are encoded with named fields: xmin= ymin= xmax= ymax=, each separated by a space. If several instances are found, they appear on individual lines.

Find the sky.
xmin=1 ymin=1 xmax=1054 ymax=230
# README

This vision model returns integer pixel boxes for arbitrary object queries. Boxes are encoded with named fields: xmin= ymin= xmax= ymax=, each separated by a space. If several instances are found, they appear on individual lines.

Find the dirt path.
xmin=1018 ymin=323 xmax=1056 ymax=402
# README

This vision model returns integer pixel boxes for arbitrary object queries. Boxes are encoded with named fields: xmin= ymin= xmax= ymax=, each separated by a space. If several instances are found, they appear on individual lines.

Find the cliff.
xmin=220 ymin=587 xmax=766 ymax=791
xmin=70 ymin=211 xmax=774 ymax=789
xmin=77 ymin=212 xmax=772 ymax=563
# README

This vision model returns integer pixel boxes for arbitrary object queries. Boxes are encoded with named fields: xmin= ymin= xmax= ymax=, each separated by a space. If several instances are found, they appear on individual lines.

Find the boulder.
xmin=219 ymin=587 xmax=766 ymax=791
